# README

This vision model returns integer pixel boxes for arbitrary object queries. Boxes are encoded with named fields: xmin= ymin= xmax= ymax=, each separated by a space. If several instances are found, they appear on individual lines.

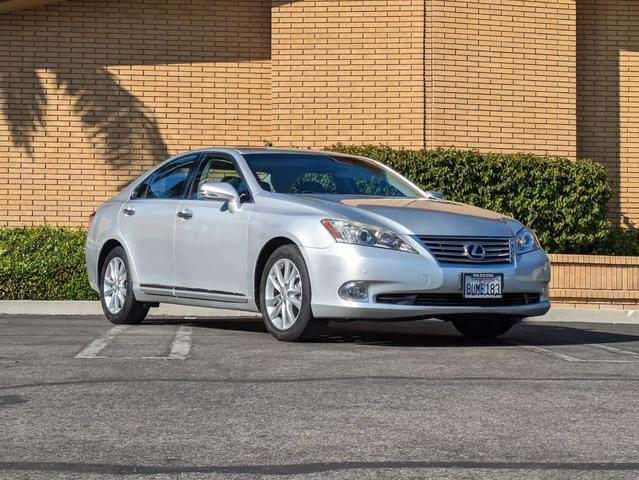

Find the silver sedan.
xmin=86 ymin=148 xmax=551 ymax=341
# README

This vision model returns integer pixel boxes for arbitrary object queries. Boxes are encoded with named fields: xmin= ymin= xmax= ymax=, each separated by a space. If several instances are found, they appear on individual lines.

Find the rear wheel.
xmin=100 ymin=246 xmax=149 ymax=325
xmin=452 ymin=316 xmax=518 ymax=339
xmin=259 ymin=245 xmax=327 ymax=342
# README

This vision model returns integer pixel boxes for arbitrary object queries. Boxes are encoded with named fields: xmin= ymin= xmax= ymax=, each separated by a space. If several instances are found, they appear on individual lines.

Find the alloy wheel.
xmin=103 ymin=257 xmax=128 ymax=314
xmin=265 ymin=258 xmax=303 ymax=330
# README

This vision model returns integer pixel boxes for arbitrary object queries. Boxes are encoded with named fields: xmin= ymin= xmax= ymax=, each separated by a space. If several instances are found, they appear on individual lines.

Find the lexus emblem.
xmin=464 ymin=243 xmax=486 ymax=260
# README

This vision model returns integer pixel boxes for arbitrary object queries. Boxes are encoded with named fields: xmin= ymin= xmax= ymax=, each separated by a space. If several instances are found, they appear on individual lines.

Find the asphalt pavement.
xmin=1 ymin=315 xmax=639 ymax=479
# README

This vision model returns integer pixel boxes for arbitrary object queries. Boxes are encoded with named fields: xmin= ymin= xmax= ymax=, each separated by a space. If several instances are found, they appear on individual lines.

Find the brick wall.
xmin=427 ymin=0 xmax=576 ymax=158
xmin=0 ymin=0 xmax=271 ymax=226
xmin=2 ymin=0 xmax=639 ymax=235
xmin=577 ymin=0 xmax=639 ymax=228
xmin=271 ymin=0 xmax=425 ymax=149
xmin=549 ymin=254 xmax=639 ymax=309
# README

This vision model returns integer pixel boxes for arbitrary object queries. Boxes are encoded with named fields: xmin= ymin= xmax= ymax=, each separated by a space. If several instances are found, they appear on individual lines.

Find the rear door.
xmin=174 ymin=153 xmax=253 ymax=302
xmin=119 ymin=154 xmax=199 ymax=294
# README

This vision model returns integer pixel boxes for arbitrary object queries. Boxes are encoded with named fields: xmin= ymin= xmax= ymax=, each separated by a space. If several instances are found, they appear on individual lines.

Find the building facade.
xmin=0 ymin=0 xmax=637 ymax=228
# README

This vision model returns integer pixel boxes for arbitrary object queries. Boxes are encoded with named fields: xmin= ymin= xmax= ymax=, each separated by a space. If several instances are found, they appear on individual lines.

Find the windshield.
xmin=243 ymin=153 xmax=423 ymax=198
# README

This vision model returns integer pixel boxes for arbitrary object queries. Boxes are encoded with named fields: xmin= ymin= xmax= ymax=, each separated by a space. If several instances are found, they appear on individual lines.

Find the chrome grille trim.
xmin=418 ymin=236 xmax=512 ymax=265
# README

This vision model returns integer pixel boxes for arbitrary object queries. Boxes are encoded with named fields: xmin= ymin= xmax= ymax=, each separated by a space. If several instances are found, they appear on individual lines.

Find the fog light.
xmin=339 ymin=281 xmax=369 ymax=302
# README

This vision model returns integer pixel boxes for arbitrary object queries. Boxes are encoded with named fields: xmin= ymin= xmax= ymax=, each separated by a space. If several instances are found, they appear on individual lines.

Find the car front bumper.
xmin=303 ymin=243 xmax=551 ymax=320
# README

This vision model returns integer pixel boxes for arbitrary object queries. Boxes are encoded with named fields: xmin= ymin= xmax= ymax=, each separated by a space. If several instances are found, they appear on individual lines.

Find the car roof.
xmin=185 ymin=147 xmax=347 ymax=157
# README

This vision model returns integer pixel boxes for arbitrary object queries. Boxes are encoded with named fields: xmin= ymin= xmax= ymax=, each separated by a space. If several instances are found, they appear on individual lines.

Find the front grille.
xmin=418 ymin=236 xmax=512 ymax=265
xmin=376 ymin=292 xmax=540 ymax=307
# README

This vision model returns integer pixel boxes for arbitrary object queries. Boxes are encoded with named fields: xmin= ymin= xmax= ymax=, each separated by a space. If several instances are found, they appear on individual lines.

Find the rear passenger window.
xmin=144 ymin=155 xmax=197 ymax=199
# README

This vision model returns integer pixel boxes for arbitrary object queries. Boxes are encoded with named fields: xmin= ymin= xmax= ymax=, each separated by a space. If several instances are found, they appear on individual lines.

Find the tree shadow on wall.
xmin=0 ymin=0 xmax=276 ymax=171
xmin=0 ymin=69 xmax=47 ymax=156
xmin=0 ymin=67 xmax=168 ymax=168
xmin=56 ymin=68 xmax=169 ymax=167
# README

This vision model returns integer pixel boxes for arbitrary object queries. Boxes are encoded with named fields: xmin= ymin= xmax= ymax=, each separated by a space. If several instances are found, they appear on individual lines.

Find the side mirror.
xmin=426 ymin=191 xmax=445 ymax=200
xmin=199 ymin=182 xmax=240 ymax=212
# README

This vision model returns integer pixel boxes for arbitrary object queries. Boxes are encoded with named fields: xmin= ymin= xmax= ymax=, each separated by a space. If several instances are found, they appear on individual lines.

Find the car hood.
xmin=288 ymin=195 xmax=522 ymax=237
xmin=326 ymin=197 xmax=516 ymax=237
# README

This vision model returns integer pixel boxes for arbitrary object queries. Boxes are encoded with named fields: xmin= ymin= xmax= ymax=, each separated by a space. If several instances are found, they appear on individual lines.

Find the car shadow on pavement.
xmin=144 ymin=317 xmax=639 ymax=348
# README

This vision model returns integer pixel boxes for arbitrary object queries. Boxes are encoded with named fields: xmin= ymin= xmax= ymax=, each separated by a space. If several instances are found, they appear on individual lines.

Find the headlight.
xmin=515 ymin=227 xmax=540 ymax=254
xmin=321 ymin=219 xmax=417 ymax=253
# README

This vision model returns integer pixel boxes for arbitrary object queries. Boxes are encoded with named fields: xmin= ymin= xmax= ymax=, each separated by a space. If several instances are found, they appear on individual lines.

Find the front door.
xmin=119 ymin=154 xmax=198 ymax=293
xmin=174 ymin=153 xmax=253 ymax=303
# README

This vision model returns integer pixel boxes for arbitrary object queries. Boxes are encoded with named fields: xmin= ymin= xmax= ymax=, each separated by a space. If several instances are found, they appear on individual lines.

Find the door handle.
xmin=177 ymin=209 xmax=193 ymax=220
xmin=122 ymin=206 xmax=135 ymax=216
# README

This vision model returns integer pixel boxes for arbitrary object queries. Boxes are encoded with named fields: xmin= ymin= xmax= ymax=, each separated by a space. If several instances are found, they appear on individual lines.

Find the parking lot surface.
xmin=1 ymin=315 xmax=638 ymax=480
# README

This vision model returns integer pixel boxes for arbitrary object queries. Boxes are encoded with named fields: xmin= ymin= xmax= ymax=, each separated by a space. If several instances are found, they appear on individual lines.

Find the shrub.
xmin=594 ymin=227 xmax=639 ymax=256
xmin=0 ymin=226 xmax=98 ymax=300
xmin=328 ymin=145 xmax=613 ymax=254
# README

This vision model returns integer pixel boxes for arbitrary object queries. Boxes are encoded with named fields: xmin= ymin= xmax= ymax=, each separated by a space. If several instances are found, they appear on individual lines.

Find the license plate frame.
xmin=462 ymin=273 xmax=503 ymax=299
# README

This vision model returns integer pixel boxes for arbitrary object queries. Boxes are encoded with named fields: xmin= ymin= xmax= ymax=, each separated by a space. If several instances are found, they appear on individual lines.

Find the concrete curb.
xmin=529 ymin=307 xmax=639 ymax=325
xmin=0 ymin=301 xmax=638 ymax=324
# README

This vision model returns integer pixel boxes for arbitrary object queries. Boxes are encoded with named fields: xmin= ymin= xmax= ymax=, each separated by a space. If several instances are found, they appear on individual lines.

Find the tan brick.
xmin=0 ymin=0 xmax=271 ymax=226
xmin=271 ymin=0 xmax=425 ymax=150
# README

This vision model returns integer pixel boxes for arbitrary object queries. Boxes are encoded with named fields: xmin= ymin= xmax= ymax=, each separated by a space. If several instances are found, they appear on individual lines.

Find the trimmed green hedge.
xmin=593 ymin=226 xmax=639 ymax=257
xmin=0 ymin=226 xmax=98 ymax=300
xmin=328 ymin=145 xmax=613 ymax=254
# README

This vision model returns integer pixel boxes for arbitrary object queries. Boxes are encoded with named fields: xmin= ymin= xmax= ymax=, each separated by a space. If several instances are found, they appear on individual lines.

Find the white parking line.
xmin=167 ymin=326 xmax=193 ymax=360
xmin=505 ymin=340 xmax=639 ymax=363
xmin=587 ymin=343 xmax=639 ymax=358
xmin=505 ymin=341 xmax=584 ymax=362
xmin=76 ymin=325 xmax=193 ymax=360
xmin=75 ymin=325 xmax=129 ymax=359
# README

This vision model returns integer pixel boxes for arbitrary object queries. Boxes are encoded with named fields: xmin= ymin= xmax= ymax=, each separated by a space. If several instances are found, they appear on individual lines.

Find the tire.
xmin=259 ymin=244 xmax=327 ymax=342
xmin=99 ymin=246 xmax=149 ymax=325
xmin=452 ymin=316 xmax=519 ymax=339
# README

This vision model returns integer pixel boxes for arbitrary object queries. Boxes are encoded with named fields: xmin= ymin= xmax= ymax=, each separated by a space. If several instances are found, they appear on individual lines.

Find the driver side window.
xmin=190 ymin=154 xmax=249 ymax=201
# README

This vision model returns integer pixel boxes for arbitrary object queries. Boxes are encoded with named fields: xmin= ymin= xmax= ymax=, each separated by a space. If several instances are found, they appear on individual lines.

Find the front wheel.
xmin=452 ymin=316 xmax=519 ymax=339
xmin=259 ymin=245 xmax=327 ymax=342
xmin=100 ymin=246 xmax=149 ymax=325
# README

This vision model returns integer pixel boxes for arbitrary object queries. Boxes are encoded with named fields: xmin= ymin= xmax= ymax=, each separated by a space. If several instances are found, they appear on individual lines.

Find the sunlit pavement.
xmin=1 ymin=315 xmax=638 ymax=480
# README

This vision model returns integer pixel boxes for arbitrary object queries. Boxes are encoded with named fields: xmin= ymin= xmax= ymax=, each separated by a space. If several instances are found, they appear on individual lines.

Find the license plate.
xmin=462 ymin=273 xmax=503 ymax=299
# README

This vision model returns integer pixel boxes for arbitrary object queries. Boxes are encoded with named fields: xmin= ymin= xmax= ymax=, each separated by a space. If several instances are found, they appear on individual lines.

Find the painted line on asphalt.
xmin=505 ymin=341 xmax=584 ymax=362
xmin=587 ymin=343 xmax=639 ymax=358
xmin=506 ymin=340 xmax=639 ymax=363
xmin=75 ymin=326 xmax=129 ymax=359
xmin=76 ymin=325 xmax=192 ymax=360
xmin=167 ymin=326 xmax=193 ymax=360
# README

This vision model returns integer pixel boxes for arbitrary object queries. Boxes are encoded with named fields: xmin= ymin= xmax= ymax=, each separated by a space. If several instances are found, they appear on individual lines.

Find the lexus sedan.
xmin=86 ymin=148 xmax=551 ymax=341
